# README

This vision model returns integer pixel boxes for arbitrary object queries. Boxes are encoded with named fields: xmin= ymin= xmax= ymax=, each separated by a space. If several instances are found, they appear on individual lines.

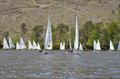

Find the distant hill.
xmin=0 ymin=0 xmax=119 ymax=39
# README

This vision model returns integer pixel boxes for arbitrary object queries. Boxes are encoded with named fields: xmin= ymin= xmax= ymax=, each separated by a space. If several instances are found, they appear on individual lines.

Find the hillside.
xmin=0 ymin=0 xmax=119 ymax=40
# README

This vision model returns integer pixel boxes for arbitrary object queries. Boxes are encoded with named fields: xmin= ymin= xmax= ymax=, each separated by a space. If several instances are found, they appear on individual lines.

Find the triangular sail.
xmin=44 ymin=18 xmax=53 ymax=50
xmin=79 ymin=42 xmax=83 ymax=51
xmin=117 ymin=41 xmax=120 ymax=50
xmin=33 ymin=41 xmax=37 ymax=49
xmin=19 ymin=37 xmax=26 ymax=49
xmin=3 ymin=37 xmax=9 ymax=49
xmin=37 ymin=43 xmax=41 ymax=50
xmin=93 ymin=40 xmax=97 ymax=50
xmin=74 ymin=16 xmax=79 ymax=50
xmin=110 ymin=40 xmax=114 ymax=50
xmin=8 ymin=37 xmax=15 ymax=49
xmin=96 ymin=40 xmax=101 ymax=50
xmin=60 ymin=42 xmax=65 ymax=50
xmin=69 ymin=39 xmax=72 ymax=49
xmin=16 ymin=42 xmax=20 ymax=49
xmin=28 ymin=40 xmax=32 ymax=49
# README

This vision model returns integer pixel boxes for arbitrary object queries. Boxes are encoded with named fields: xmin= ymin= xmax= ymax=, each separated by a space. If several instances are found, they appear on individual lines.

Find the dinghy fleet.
xmin=2 ymin=17 xmax=120 ymax=51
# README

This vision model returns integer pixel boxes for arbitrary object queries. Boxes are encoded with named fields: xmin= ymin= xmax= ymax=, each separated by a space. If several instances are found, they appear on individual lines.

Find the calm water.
xmin=0 ymin=50 xmax=120 ymax=79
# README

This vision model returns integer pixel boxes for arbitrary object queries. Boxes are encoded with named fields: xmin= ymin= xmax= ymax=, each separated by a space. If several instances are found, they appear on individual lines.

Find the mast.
xmin=74 ymin=16 xmax=79 ymax=50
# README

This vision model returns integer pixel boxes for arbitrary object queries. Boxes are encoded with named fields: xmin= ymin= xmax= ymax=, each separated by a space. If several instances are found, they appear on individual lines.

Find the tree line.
xmin=0 ymin=20 xmax=119 ymax=50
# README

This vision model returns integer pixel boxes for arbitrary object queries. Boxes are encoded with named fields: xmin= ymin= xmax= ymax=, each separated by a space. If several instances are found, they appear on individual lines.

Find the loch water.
xmin=0 ymin=50 xmax=120 ymax=79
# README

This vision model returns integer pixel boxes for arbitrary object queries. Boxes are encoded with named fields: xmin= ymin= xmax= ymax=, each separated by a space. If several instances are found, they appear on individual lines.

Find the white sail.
xmin=44 ymin=18 xmax=53 ymax=50
xmin=117 ymin=41 xmax=120 ymax=50
xmin=16 ymin=42 xmax=20 ymax=49
xmin=96 ymin=40 xmax=101 ymax=50
xmin=60 ymin=42 xmax=65 ymax=50
xmin=69 ymin=39 xmax=72 ymax=49
xmin=28 ymin=40 xmax=33 ymax=49
xmin=79 ymin=42 xmax=83 ymax=51
xmin=8 ymin=37 xmax=15 ymax=49
xmin=3 ymin=37 xmax=9 ymax=49
xmin=37 ymin=43 xmax=41 ymax=50
xmin=74 ymin=16 xmax=79 ymax=50
xmin=19 ymin=37 xmax=26 ymax=49
xmin=33 ymin=41 xmax=37 ymax=49
xmin=93 ymin=40 xmax=97 ymax=50
xmin=110 ymin=40 xmax=114 ymax=50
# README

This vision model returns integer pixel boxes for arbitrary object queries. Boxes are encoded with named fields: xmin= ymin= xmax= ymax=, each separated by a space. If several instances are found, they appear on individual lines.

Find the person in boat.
xmin=39 ymin=50 xmax=42 ymax=52
xmin=44 ymin=52 xmax=48 ymax=55
xmin=68 ymin=49 xmax=73 ymax=53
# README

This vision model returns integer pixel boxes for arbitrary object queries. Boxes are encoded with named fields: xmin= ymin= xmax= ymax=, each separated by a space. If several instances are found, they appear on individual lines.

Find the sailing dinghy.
xmin=74 ymin=16 xmax=79 ymax=50
xmin=93 ymin=40 xmax=97 ymax=50
xmin=69 ymin=39 xmax=72 ymax=49
xmin=8 ymin=37 xmax=15 ymax=49
xmin=110 ymin=40 xmax=114 ymax=50
xmin=60 ymin=42 xmax=65 ymax=50
xmin=19 ymin=37 xmax=26 ymax=49
xmin=117 ymin=41 xmax=120 ymax=50
xmin=33 ymin=41 xmax=37 ymax=49
xmin=3 ymin=37 xmax=9 ymax=49
xmin=96 ymin=40 xmax=101 ymax=50
xmin=79 ymin=42 xmax=83 ymax=51
xmin=37 ymin=43 xmax=41 ymax=50
xmin=44 ymin=18 xmax=53 ymax=50
xmin=28 ymin=40 xmax=33 ymax=49
xmin=16 ymin=42 xmax=20 ymax=50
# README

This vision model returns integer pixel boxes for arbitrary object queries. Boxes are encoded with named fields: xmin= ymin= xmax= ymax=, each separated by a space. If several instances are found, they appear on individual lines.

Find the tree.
xmin=21 ymin=23 xmax=27 ymax=34
xmin=31 ymin=25 xmax=44 ymax=47
xmin=82 ymin=21 xmax=94 ymax=40
xmin=106 ymin=22 xmax=120 ymax=49
xmin=3 ymin=31 xmax=9 ymax=38
xmin=57 ymin=23 xmax=69 ymax=42
xmin=81 ymin=21 xmax=94 ymax=49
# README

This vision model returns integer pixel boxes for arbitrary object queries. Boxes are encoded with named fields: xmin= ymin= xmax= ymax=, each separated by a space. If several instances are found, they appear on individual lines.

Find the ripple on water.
xmin=26 ymin=71 xmax=51 ymax=78
xmin=0 ymin=51 xmax=119 ymax=78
